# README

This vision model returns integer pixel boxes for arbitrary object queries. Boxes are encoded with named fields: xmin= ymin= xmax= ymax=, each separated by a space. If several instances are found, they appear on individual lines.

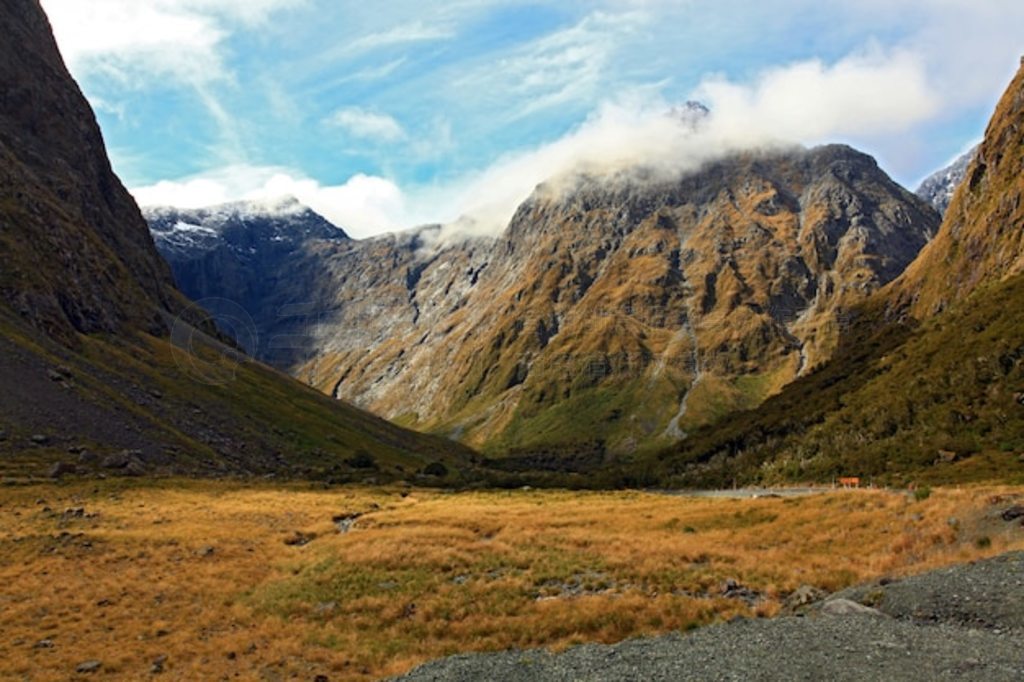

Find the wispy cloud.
xmin=324 ymin=107 xmax=406 ymax=142
xmin=348 ymin=57 xmax=409 ymax=82
xmin=454 ymin=10 xmax=647 ymax=122
xmin=347 ymin=20 xmax=455 ymax=53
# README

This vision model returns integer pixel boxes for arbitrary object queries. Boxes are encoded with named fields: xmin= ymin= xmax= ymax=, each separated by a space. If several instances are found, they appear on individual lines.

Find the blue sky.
xmin=41 ymin=1 xmax=1024 ymax=238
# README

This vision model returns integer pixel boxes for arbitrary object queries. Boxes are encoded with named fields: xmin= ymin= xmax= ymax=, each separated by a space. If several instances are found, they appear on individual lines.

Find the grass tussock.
xmin=0 ymin=481 xmax=1022 ymax=680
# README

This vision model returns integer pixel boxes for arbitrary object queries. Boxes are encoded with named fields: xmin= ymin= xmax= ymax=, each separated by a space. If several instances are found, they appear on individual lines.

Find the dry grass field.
xmin=1 ymin=480 xmax=1023 ymax=681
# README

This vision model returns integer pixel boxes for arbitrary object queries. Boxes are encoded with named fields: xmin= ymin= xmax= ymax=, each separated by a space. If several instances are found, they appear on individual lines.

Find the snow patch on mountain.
xmin=915 ymin=145 xmax=979 ymax=215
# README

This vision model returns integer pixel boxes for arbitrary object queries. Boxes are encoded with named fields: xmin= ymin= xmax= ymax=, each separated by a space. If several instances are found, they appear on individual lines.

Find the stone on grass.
xmin=76 ymin=660 xmax=102 ymax=674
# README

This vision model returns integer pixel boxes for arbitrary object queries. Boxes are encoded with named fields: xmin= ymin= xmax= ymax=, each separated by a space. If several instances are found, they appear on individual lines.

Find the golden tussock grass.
xmin=0 ymin=481 xmax=1022 ymax=680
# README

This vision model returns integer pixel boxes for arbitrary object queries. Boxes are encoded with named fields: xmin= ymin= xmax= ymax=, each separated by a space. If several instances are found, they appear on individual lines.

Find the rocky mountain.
xmin=175 ymin=144 xmax=938 ymax=458
xmin=0 ymin=0 xmax=472 ymax=481
xmin=310 ymin=147 xmax=937 ymax=457
xmin=915 ymin=145 xmax=978 ymax=215
xmin=145 ymin=198 xmax=348 ymax=366
xmin=655 ymin=60 xmax=1024 ymax=488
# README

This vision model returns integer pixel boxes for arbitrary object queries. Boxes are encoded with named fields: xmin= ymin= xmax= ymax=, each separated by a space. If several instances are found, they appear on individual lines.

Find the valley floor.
xmin=0 ymin=481 xmax=1022 ymax=680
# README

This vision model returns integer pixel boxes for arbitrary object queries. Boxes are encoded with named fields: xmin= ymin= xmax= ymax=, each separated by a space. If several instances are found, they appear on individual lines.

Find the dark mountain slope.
xmin=0 ymin=0 xmax=472 ymax=481
xmin=145 ymin=199 xmax=349 ymax=367
xmin=0 ymin=0 xmax=189 ymax=342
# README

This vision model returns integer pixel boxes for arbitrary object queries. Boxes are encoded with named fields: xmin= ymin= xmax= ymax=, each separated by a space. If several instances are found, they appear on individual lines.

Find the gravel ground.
xmin=396 ymin=553 xmax=1024 ymax=682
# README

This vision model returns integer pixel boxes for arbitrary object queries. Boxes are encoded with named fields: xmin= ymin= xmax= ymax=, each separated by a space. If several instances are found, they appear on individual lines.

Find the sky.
xmin=40 ymin=0 xmax=1024 ymax=239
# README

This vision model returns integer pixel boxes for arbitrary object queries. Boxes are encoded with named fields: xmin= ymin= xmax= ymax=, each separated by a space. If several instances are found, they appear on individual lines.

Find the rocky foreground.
xmin=397 ymin=552 xmax=1024 ymax=681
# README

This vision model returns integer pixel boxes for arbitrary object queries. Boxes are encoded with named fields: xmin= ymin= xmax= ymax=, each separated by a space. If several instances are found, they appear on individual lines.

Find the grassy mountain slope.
xmin=0 ymin=0 xmax=472 ymax=480
xmin=653 ymin=62 xmax=1024 ymax=488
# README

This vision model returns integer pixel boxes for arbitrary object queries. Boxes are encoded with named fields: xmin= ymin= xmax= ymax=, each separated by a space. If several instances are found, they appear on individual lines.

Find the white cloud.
xmin=131 ymin=47 xmax=947 ymax=243
xmin=41 ymin=0 xmax=302 ymax=86
xmin=325 ymin=107 xmax=406 ymax=142
xmin=132 ymin=165 xmax=411 ymax=238
xmin=693 ymin=48 xmax=940 ymax=147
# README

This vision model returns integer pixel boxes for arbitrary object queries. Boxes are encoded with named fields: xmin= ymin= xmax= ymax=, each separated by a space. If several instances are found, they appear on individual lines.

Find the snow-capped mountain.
xmin=915 ymin=145 xmax=979 ymax=215
xmin=145 ymin=196 xmax=347 ymax=260
xmin=144 ymin=197 xmax=349 ymax=365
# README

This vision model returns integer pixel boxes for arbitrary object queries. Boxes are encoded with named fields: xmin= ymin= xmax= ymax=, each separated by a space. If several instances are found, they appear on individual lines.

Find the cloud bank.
xmin=132 ymin=45 xmax=942 ymax=241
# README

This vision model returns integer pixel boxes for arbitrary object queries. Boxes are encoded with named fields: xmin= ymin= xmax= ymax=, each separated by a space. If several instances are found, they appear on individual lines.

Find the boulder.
xmin=48 ymin=461 xmax=76 ymax=479
xmin=820 ymin=598 xmax=885 ymax=616
xmin=101 ymin=453 xmax=130 ymax=469
xmin=783 ymin=584 xmax=828 ymax=612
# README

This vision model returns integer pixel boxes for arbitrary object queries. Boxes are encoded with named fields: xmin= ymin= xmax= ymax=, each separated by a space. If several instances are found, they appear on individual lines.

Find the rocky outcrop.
xmin=396 ymin=552 xmax=1024 ymax=682
xmin=916 ymin=146 xmax=978 ymax=215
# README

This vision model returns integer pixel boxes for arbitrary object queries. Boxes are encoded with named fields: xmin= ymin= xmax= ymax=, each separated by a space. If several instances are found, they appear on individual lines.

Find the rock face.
xmin=915 ymin=146 xmax=978 ymax=215
xmin=145 ymin=198 xmax=348 ymax=366
xmin=0 ymin=0 xmax=189 ymax=342
xmin=292 ymin=146 xmax=937 ymax=455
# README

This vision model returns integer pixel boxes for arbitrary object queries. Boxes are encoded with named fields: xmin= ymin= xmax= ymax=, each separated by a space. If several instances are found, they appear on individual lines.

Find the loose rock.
xmin=1001 ymin=505 xmax=1024 ymax=522
xmin=333 ymin=513 xmax=361 ymax=533
xmin=284 ymin=531 xmax=316 ymax=546
xmin=76 ymin=661 xmax=102 ymax=674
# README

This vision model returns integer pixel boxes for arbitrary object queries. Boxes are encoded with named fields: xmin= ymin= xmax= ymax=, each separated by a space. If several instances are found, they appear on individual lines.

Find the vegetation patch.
xmin=1 ymin=481 xmax=1021 ymax=680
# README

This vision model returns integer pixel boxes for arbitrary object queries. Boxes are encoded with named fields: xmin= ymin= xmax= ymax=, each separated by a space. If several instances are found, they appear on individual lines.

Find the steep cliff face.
xmin=299 ymin=145 xmax=937 ymax=455
xmin=0 ymin=0 xmax=186 ymax=341
xmin=0 ymin=0 xmax=472 ymax=480
xmin=894 ymin=63 xmax=1024 ymax=319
